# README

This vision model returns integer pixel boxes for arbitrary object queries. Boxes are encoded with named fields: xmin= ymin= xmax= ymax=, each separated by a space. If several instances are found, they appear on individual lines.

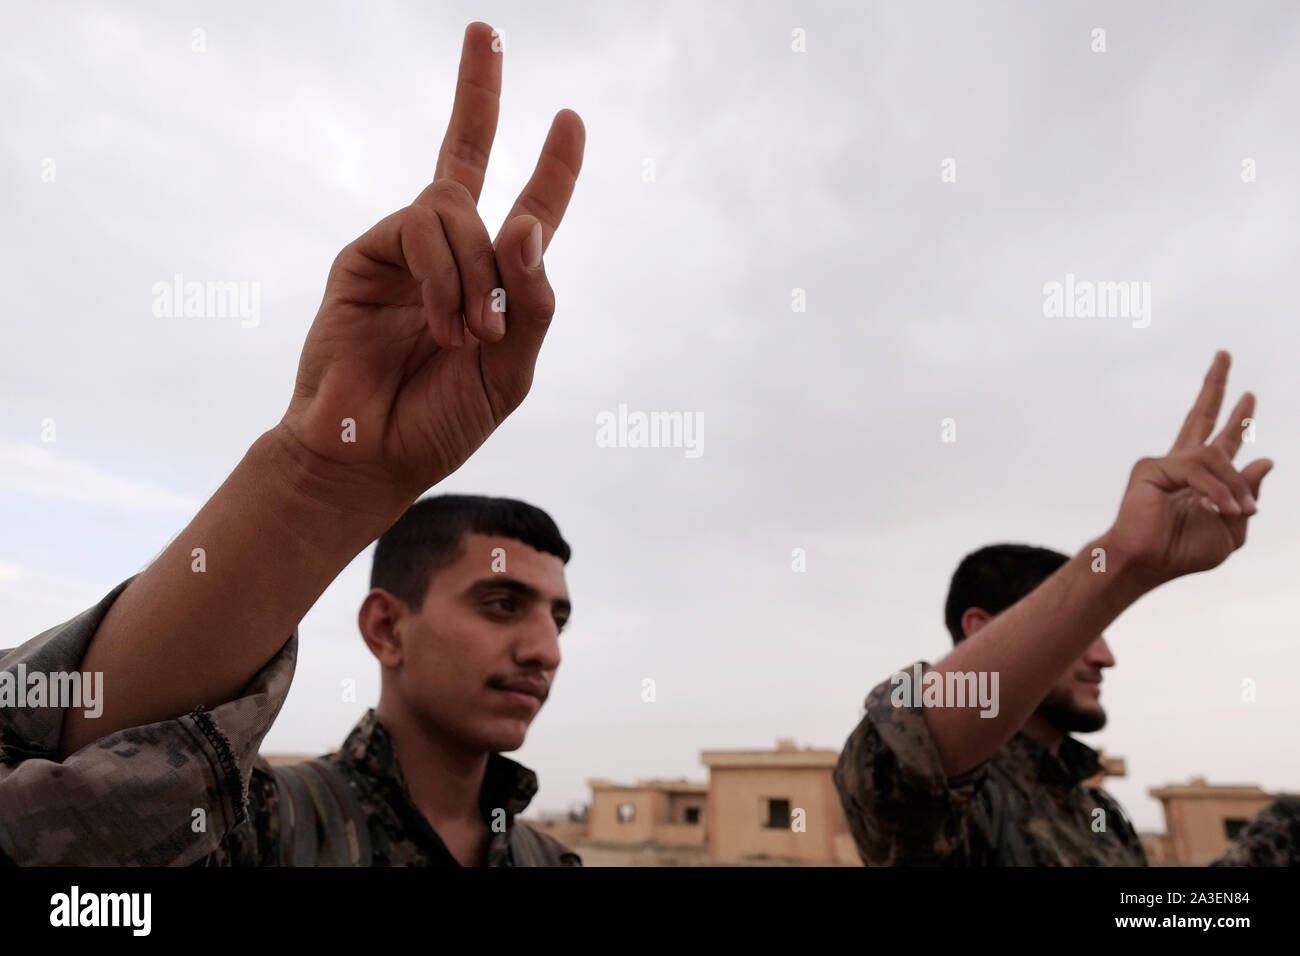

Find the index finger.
xmin=432 ymin=22 xmax=503 ymax=203
xmin=1171 ymin=351 xmax=1231 ymax=451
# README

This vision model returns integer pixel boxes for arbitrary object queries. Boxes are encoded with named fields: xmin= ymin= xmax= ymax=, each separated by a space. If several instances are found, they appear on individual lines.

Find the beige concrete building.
xmin=1085 ymin=754 xmax=1127 ymax=789
xmin=1145 ymin=777 xmax=1287 ymax=865
xmin=701 ymin=739 xmax=859 ymax=864
xmin=586 ymin=779 xmax=708 ymax=846
xmin=585 ymin=743 xmax=1131 ymax=865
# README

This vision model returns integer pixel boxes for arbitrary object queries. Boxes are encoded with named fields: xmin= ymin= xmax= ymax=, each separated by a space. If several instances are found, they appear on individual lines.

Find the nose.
xmin=1085 ymin=635 xmax=1116 ymax=669
xmin=514 ymin=612 xmax=562 ymax=673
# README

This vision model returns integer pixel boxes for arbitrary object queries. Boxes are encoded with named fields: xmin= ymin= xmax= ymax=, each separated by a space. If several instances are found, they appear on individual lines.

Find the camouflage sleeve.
xmin=202 ymin=757 xmax=283 ymax=866
xmin=832 ymin=660 xmax=988 ymax=866
xmin=0 ymin=577 xmax=296 ymax=865
xmin=1210 ymin=796 xmax=1300 ymax=867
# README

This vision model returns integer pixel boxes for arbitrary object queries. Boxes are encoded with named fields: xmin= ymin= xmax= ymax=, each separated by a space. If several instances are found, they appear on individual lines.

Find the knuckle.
xmin=529 ymin=301 xmax=555 ymax=329
xmin=469 ymin=245 xmax=499 ymax=280
xmin=444 ymin=136 xmax=491 ymax=176
xmin=403 ymin=203 xmax=440 ymax=237
xmin=1201 ymin=444 xmax=1231 ymax=467
xmin=328 ymin=252 xmax=348 ymax=283
xmin=428 ymin=243 xmax=458 ymax=281
xmin=518 ymin=193 xmax=561 ymax=229
xmin=530 ymin=285 xmax=557 ymax=321
xmin=429 ymin=178 xmax=472 ymax=208
xmin=330 ymin=241 xmax=361 ymax=276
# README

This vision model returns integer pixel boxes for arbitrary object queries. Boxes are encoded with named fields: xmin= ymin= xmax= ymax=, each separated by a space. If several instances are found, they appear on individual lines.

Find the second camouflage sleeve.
xmin=833 ymin=660 xmax=989 ymax=866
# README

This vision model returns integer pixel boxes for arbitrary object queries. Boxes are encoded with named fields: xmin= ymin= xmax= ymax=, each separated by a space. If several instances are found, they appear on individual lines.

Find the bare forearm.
xmin=60 ymin=426 xmax=400 ymax=757
xmin=922 ymin=538 xmax=1149 ymax=776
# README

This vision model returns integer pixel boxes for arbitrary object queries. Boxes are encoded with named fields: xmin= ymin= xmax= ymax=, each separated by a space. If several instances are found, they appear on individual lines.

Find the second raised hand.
xmin=1102 ymin=350 xmax=1273 ymax=589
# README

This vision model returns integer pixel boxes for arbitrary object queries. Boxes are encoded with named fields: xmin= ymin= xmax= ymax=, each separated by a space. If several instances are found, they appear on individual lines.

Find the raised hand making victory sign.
xmin=1104 ymin=350 xmax=1272 ymax=588
xmin=60 ymin=22 xmax=584 ymax=757
xmin=282 ymin=21 xmax=586 ymax=519
xmin=862 ymin=350 xmax=1275 ymax=783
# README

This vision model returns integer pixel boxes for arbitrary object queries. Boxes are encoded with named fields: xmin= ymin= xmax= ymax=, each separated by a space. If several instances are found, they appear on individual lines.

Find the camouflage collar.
xmin=340 ymin=709 xmax=539 ymax=821
xmin=1004 ymin=732 xmax=1102 ymax=787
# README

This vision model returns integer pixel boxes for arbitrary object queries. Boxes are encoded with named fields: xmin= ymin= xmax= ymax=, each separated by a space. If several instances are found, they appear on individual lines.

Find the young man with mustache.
xmin=834 ymin=352 xmax=1278 ymax=866
xmin=215 ymin=493 xmax=580 ymax=866
xmin=0 ymin=22 xmax=584 ymax=866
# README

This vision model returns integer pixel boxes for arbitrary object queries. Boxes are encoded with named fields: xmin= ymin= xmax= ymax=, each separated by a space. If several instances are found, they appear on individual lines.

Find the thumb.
xmin=481 ymin=215 xmax=555 ymax=417
xmin=1241 ymin=458 xmax=1274 ymax=500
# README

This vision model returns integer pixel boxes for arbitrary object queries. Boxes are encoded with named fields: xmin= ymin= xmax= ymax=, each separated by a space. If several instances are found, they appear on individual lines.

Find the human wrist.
xmin=252 ymin=424 xmax=407 ymax=568
xmin=1084 ymin=531 xmax=1162 ymax=608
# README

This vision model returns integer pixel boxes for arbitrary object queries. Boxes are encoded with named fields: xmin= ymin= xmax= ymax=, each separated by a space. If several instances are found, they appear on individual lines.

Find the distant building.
xmin=586 ymin=741 xmax=1132 ymax=865
xmin=587 ymin=779 xmax=707 ymax=846
xmin=1086 ymin=754 xmax=1128 ymax=789
xmin=701 ymin=739 xmax=859 ymax=864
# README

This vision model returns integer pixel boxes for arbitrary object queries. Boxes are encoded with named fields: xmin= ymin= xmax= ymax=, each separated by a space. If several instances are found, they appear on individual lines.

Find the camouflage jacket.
xmin=0 ymin=579 xmax=578 ymax=867
xmin=833 ymin=661 xmax=1147 ymax=866
xmin=207 ymin=709 xmax=581 ymax=867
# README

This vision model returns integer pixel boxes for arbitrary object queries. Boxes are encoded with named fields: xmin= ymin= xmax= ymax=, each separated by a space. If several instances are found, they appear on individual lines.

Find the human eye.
xmin=482 ymin=594 xmax=519 ymax=617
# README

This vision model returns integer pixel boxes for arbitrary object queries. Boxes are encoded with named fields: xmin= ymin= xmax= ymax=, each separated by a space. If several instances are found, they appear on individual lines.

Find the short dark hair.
xmin=943 ymin=543 xmax=1069 ymax=643
xmin=370 ymin=495 xmax=570 ymax=611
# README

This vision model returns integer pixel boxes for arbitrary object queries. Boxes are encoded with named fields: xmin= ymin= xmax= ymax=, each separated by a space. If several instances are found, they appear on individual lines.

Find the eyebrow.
xmin=468 ymin=577 xmax=571 ymax=616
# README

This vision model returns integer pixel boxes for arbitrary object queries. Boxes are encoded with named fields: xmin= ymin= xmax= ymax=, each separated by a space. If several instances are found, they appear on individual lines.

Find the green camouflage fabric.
xmin=833 ymin=660 xmax=1147 ymax=866
xmin=0 ymin=578 xmax=294 ymax=865
xmin=206 ymin=709 xmax=581 ymax=867
xmin=1210 ymin=796 xmax=1300 ymax=867
xmin=0 ymin=579 xmax=578 ymax=867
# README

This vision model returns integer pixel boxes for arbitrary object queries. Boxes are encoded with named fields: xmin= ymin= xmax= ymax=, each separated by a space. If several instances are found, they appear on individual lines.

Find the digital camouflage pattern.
xmin=0 ymin=579 xmax=293 ymax=866
xmin=833 ymin=661 xmax=1147 ymax=866
xmin=0 ymin=580 xmax=578 ymax=867
xmin=1211 ymin=796 xmax=1300 ymax=867
xmin=207 ymin=709 xmax=581 ymax=866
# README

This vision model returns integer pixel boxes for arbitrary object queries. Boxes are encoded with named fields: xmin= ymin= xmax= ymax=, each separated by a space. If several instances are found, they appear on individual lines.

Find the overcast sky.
xmin=3 ymin=0 xmax=1298 ymax=832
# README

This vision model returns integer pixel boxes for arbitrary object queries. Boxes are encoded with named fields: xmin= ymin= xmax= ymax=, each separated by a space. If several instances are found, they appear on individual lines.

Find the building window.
xmin=1224 ymin=818 xmax=1248 ymax=840
xmin=765 ymin=798 xmax=791 ymax=829
xmin=616 ymin=803 xmax=636 ymax=823
xmin=684 ymin=807 xmax=701 ymax=825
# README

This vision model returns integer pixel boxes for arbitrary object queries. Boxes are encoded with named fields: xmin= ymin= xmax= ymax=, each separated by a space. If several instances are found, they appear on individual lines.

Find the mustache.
xmin=487 ymin=674 xmax=550 ymax=702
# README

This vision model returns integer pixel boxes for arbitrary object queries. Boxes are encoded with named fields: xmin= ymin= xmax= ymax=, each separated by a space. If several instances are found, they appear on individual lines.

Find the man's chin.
xmin=1039 ymin=699 xmax=1107 ymax=734
xmin=478 ymin=719 xmax=530 ymax=754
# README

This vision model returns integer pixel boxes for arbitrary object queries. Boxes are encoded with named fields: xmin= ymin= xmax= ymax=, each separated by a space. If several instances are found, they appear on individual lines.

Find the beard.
xmin=1036 ymin=685 xmax=1107 ymax=734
